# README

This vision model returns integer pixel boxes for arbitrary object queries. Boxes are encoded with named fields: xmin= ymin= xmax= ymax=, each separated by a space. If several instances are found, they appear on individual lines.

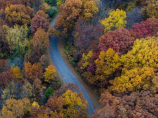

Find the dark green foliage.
xmin=44 ymin=87 xmax=54 ymax=102
xmin=44 ymin=0 xmax=57 ymax=5
xmin=48 ymin=7 xmax=57 ymax=17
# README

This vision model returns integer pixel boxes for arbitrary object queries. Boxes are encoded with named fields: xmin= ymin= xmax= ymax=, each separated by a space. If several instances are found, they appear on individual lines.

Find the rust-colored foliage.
xmin=32 ymin=78 xmax=43 ymax=101
xmin=24 ymin=47 xmax=43 ymax=64
xmin=32 ymin=28 xmax=49 ymax=53
xmin=45 ymin=96 xmax=64 ymax=112
xmin=0 ymin=59 xmax=5 ymax=72
xmin=93 ymin=90 xmax=158 ymax=118
xmin=31 ymin=15 xmax=49 ymax=34
xmin=35 ymin=10 xmax=49 ymax=19
xmin=98 ymin=28 xmax=135 ymax=55
xmin=23 ymin=62 xmax=43 ymax=81
xmin=54 ymin=0 xmax=98 ymax=33
xmin=0 ymin=70 xmax=13 ymax=87
xmin=0 ymin=0 xmax=5 ymax=9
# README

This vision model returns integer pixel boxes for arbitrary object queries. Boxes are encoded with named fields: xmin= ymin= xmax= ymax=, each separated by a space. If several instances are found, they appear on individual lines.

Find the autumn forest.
xmin=0 ymin=0 xmax=158 ymax=118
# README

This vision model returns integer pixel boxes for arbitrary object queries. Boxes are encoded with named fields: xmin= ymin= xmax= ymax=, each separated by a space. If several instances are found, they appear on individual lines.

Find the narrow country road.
xmin=49 ymin=15 xmax=95 ymax=115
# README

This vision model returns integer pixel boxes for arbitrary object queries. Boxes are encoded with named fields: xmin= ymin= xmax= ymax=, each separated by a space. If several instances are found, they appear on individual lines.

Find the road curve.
xmin=49 ymin=15 xmax=95 ymax=114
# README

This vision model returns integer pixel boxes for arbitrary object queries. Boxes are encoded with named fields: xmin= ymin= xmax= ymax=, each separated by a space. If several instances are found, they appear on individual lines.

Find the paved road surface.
xmin=49 ymin=15 xmax=95 ymax=114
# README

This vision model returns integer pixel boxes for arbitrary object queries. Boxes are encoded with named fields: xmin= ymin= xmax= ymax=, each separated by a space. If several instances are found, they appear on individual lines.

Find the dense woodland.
xmin=0 ymin=0 xmax=158 ymax=118
xmin=52 ymin=0 xmax=158 ymax=117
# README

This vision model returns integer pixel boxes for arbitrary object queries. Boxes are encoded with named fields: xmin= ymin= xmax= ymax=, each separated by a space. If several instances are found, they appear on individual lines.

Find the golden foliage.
xmin=44 ymin=65 xmax=56 ymax=83
xmin=1 ymin=98 xmax=31 ymax=118
xmin=95 ymin=48 xmax=121 ymax=76
xmin=80 ymin=50 xmax=93 ymax=70
xmin=62 ymin=90 xmax=88 ymax=118
xmin=5 ymin=4 xmax=33 ymax=25
xmin=121 ymin=37 xmax=158 ymax=70
xmin=10 ymin=66 xmax=23 ymax=81
xmin=108 ymin=67 xmax=155 ymax=93
xmin=143 ymin=0 xmax=158 ymax=18
xmin=100 ymin=9 xmax=127 ymax=33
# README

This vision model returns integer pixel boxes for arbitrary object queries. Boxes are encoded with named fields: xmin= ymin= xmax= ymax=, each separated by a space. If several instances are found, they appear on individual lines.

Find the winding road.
xmin=49 ymin=15 xmax=95 ymax=114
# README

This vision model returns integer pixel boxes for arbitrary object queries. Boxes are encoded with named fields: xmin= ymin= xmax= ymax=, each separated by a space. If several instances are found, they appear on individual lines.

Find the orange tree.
xmin=54 ymin=0 xmax=98 ymax=36
xmin=31 ymin=28 xmax=49 ymax=53
xmin=5 ymin=4 xmax=33 ymax=26
xmin=23 ymin=62 xmax=43 ymax=82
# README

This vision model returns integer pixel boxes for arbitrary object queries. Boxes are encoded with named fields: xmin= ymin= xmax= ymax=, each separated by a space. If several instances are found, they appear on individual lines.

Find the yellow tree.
xmin=86 ymin=48 xmax=121 ymax=87
xmin=44 ymin=65 xmax=56 ymax=83
xmin=108 ymin=67 xmax=155 ymax=93
xmin=79 ymin=50 xmax=93 ymax=70
xmin=95 ymin=48 xmax=121 ymax=76
xmin=82 ymin=0 xmax=99 ymax=20
xmin=10 ymin=66 xmax=23 ymax=81
xmin=5 ymin=4 xmax=33 ymax=25
xmin=121 ymin=37 xmax=158 ymax=71
xmin=39 ymin=2 xmax=51 ymax=13
xmin=143 ymin=0 xmax=158 ymax=18
xmin=1 ymin=98 xmax=31 ymax=118
xmin=100 ymin=9 xmax=127 ymax=33
xmin=62 ymin=90 xmax=88 ymax=118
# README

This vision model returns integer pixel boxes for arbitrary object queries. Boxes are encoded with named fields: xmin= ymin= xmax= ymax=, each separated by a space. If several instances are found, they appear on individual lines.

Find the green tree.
xmin=44 ymin=87 xmax=54 ymax=101
xmin=44 ymin=0 xmax=57 ymax=5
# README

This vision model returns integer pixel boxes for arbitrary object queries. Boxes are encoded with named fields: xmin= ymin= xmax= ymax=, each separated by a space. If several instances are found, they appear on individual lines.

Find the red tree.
xmin=131 ymin=17 xmax=158 ymax=38
xmin=92 ymin=90 xmax=158 ymax=118
xmin=24 ymin=47 xmax=43 ymax=64
xmin=73 ymin=18 xmax=104 ymax=53
xmin=31 ymin=15 xmax=49 ymax=34
xmin=0 ymin=70 xmax=13 ymax=87
xmin=98 ymin=28 xmax=135 ymax=55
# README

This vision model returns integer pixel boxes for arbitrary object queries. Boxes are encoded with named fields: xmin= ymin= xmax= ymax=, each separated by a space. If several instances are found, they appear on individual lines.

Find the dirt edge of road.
xmin=57 ymin=37 xmax=101 ymax=109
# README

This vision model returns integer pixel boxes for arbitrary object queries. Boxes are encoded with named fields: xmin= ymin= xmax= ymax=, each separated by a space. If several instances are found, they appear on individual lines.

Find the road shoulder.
xmin=57 ymin=37 xmax=101 ymax=109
